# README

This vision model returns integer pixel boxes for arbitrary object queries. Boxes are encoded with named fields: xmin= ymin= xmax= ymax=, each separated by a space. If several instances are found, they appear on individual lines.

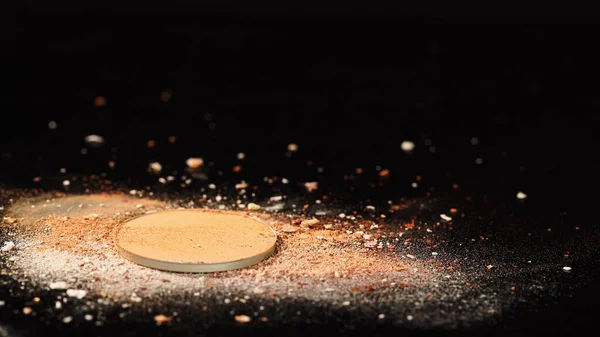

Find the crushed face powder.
xmin=5 ymin=194 xmax=430 ymax=301
xmin=116 ymin=210 xmax=277 ymax=271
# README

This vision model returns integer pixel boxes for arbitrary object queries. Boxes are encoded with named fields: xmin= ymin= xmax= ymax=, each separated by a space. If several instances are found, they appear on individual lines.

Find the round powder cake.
xmin=115 ymin=210 xmax=277 ymax=272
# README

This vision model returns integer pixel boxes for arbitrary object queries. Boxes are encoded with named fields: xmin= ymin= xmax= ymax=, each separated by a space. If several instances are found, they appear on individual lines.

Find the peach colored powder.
xmin=116 ymin=210 xmax=276 ymax=264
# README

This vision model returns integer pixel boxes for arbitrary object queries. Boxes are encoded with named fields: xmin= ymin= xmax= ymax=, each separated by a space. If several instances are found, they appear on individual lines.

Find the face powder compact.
xmin=115 ymin=210 xmax=277 ymax=272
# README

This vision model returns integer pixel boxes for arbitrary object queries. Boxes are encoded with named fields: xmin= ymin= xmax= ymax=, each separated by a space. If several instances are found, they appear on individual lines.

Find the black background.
xmin=4 ymin=2 xmax=600 ymax=336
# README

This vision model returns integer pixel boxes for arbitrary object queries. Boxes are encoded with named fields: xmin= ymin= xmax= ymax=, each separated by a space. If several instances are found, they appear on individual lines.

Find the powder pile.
xmin=4 ymin=194 xmax=439 ymax=302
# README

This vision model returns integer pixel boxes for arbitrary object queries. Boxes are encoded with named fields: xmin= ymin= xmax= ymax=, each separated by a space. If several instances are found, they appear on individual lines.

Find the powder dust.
xmin=3 ymin=193 xmax=438 ymax=300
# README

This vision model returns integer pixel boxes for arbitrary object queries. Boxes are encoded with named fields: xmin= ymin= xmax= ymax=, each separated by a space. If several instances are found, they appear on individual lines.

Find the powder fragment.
xmin=49 ymin=281 xmax=68 ymax=290
xmin=23 ymin=307 xmax=33 ymax=315
xmin=281 ymin=226 xmax=297 ymax=233
xmin=63 ymin=316 xmax=73 ymax=324
xmin=66 ymin=289 xmax=87 ymax=299
xmin=247 ymin=203 xmax=261 ymax=210
xmin=1 ymin=241 xmax=15 ymax=252
xmin=154 ymin=314 xmax=172 ymax=325
xmin=440 ymin=214 xmax=452 ymax=221
xmin=234 ymin=315 xmax=252 ymax=323
xmin=300 ymin=218 xmax=319 ymax=227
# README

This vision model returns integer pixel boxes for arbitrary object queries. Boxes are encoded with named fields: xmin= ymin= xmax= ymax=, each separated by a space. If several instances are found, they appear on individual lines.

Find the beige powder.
xmin=116 ymin=210 xmax=277 ymax=266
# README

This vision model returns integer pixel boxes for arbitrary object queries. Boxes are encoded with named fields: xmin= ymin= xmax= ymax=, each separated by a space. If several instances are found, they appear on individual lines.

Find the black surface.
xmin=4 ymin=8 xmax=600 ymax=337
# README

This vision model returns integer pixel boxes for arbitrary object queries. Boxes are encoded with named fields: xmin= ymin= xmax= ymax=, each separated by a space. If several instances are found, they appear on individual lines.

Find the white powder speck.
xmin=49 ymin=281 xmax=68 ymax=290
xmin=1 ymin=241 xmax=15 ymax=252
xmin=517 ymin=191 xmax=528 ymax=200
xmin=66 ymin=289 xmax=87 ymax=299
xmin=440 ymin=214 xmax=452 ymax=221
xmin=401 ymin=140 xmax=415 ymax=152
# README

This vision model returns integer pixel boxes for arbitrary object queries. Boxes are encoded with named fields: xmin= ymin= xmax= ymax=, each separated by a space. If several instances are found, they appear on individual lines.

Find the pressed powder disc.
xmin=115 ymin=210 xmax=277 ymax=272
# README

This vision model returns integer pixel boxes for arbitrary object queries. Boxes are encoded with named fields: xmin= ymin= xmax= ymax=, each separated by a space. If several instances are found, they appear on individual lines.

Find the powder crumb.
xmin=517 ymin=191 xmax=528 ymax=200
xmin=84 ymin=314 xmax=93 ymax=321
xmin=23 ymin=307 xmax=33 ymax=315
xmin=247 ymin=203 xmax=261 ymax=210
xmin=440 ymin=214 xmax=452 ymax=221
xmin=49 ymin=281 xmax=68 ymax=290
xmin=300 ymin=218 xmax=320 ymax=227
xmin=234 ymin=315 xmax=252 ymax=323
xmin=304 ymin=182 xmax=318 ymax=192
xmin=281 ymin=226 xmax=297 ymax=233
xmin=1 ymin=241 xmax=15 ymax=252
xmin=401 ymin=140 xmax=415 ymax=152
xmin=66 ymin=289 xmax=87 ymax=299
xmin=63 ymin=316 xmax=73 ymax=324
xmin=154 ymin=314 xmax=172 ymax=326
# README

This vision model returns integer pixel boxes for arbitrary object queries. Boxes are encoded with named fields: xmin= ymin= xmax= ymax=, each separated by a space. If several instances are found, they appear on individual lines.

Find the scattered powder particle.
xmin=23 ymin=307 xmax=33 ymax=315
xmin=378 ymin=169 xmax=390 ymax=178
xmin=0 ymin=301 xmax=5 ymax=306
xmin=66 ymin=289 xmax=87 ymax=299
xmin=342 ymin=301 xmax=350 ymax=306
xmin=48 ymin=120 xmax=58 ymax=130
xmin=563 ymin=266 xmax=572 ymax=272
xmin=149 ymin=162 xmax=162 ymax=174
xmin=234 ymin=315 xmax=252 ymax=323
xmin=281 ymin=226 xmax=297 ymax=233
xmin=154 ymin=314 xmax=172 ymax=326
xmin=304 ymin=182 xmax=318 ymax=192
xmin=487 ymin=265 xmax=493 ymax=270
xmin=300 ymin=218 xmax=320 ymax=227
xmin=84 ymin=314 xmax=93 ymax=321
xmin=287 ymin=143 xmax=298 ymax=152
xmin=247 ymin=203 xmax=261 ymax=210
xmin=62 ymin=180 xmax=70 ymax=187
xmin=160 ymin=90 xmax=172 ymax=102
xmin=406 ymin=315 xmax=414 ymax=321
xmin=401 ymin=140 xmax=415 ymax=153
xmin=470 ymin=137 xmax=480 ymax=145
xmin=378 ymin=313 xmax=386 ymax=319
xmin=63 ymin=316 xmax=73 ymax=324
xmin=237 ymin=152 xmax=245 ymax=160
xmin=49 ymin=281 xmax=68 ymax=290
xmin=235 ymin=181 xmax=248 ymax=189
xmin=186 ymin=158 xmax=204 ymax=169
xmin=94 ymin=96 xmax=106 ymax=107
xmin=84 ymin=134 xmax=105 ymax=148
xmin=475 ymin=158 xmax=483 ymax=165
xmin=517 ymin=191 xmax=528 ymax=200
xmin=440 ymin=214 xmax=452 ymax=221
xmin=1 ymin=241 xmax=15 ymax=252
